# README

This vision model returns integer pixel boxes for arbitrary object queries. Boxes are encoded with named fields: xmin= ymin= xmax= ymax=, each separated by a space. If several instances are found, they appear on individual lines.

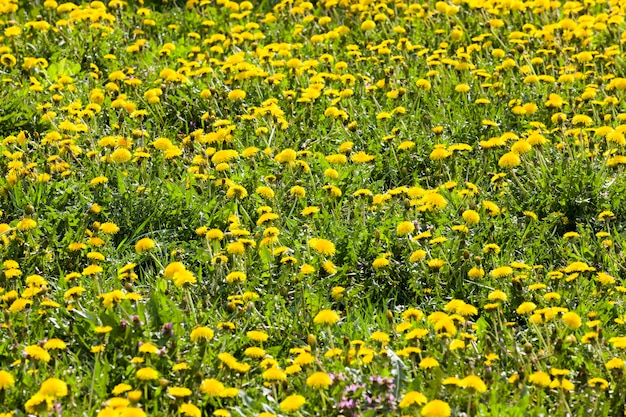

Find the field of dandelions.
xmin=2 ymin=0 xmax=626 ymax=415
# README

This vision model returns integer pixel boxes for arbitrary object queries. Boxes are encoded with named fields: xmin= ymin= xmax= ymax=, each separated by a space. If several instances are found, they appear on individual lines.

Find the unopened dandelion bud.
xmin=554 ymin=338 xmax=562 ymax=353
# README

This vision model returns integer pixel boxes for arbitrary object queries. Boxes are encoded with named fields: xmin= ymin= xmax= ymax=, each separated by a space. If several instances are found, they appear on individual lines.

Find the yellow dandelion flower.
xmin=135 ymin=238 xmax=155 ymax=253
xmin=0 ymin=370 xmax=15 ymax=390
xmin=419 ymin=357 xmax=439 ymax=368
xmin=308 ymin=238 xmax=335 ymax=256
xmin=100 ymin=222 xmax=120 ymax=234
xmin=462 ymin=209 xmax=480 ymax=225
xmin=168 ymin=387 xmax=192 ymax=398
xmin=179 ymin=403 xmax=202 ymax=417
xmin=528 ymin=371 xmax=551 ymax=387
xmin=262 ymin=367 xmax=287 ymax=382
xmin=279 ymin=394 xmax=306 ymax=413
xmin=111 ymin=148 xmax=132 ymax=163
xmin=516 ymin=302 xmax=537 ymax=315
xmin=246 ymin=330 xmax=269 ymax=342
xmin=421 ymin=399 xmax=451 ymax=417
xmin=23 ymin=345 xmax=50 ymax=362
xmin=39 ymin=378 xmax=68 ymax=399
xmin=314 ymin=309 xmax=340 ymax=325
xmin=396 ymin=221 xmax=415 ymax=235
xmin=399 ymin=391 xmax=427 ymax=408
xmin=227 ymin=89 xmax=246 ymax=101
xmin=306 ymin=372 xmax=331 ymax=389
xmin=190 ymin=327 xmax=214 ymax=342
xmin=460 ymin=375 xmax=487 ymax=392
xmin=136 ymin=367 xmax=159 ymax=381
xmin=200 ymin=379 xmax=224 ymax=396
xmin=498 ymin=152 xmax=521 ymax=168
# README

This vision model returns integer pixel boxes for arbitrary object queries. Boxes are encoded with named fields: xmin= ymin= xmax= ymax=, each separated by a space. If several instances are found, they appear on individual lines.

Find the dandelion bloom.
xmin=490 ymin=266 xmax=513 ymax=278
xmin=43 ymin=339 xmax=67 ymax=350
xmin=308 ymin=238 xmax=336 ymax=256
xmin=274 ymin=148 xmax=297 ymax=164
xmin=460 ymin=375 xmax=487 ymax=392
xmin=262 ymin=367 xmax=287 ymax=382
xmin=421 ymin=400 xmax=451 ymax=417
xmin=111 ymin=148 xmax=132 ymax=163
xmin=112 ymin=383 xmax=132 ymax=395
xmin=279 ymin=394 xmax=306 ymax=413
xmin=244 ymin=347 xmax=266 ymax=358
xmin=370 ymin=331 xmax=390 ymax=343
xmin=179 ymin=403 xmax=202 ymax=417
xmin=313 ymin=309 xmax=340 ymax=325
xmin=227 ymin=89 xmax=246 ymax=101
xmin=119 ymin=408 xmax=147 ymax=417
xmin=164 ymin=262 xmax=186 ymax=279
xmin=306 ymin=372 xmax=331 ymax=389
xmin=226 ymin=271 xmax=246 ymax=283
xmin=24 ymin=393 xmax=48 ymax=414
xmin=410 ymin=250 xmax=426 ymax=262
xmin=605 ymin=357 xmax=624 ymax=369
xmin=136 ymin=367 xmax=159 ymax=381
xmin=82 ymin=265 xmax=103 ymax=275
xmin=372 ymin=258 xmax=390 ymax=269
xmin=488 ymin=290 xmax=507 ymax=301
xmin=39 ymin=378 xmax=68 ymax=398
xmin=419 ymin=357 xmax=439 ymax=369
xmin=94 ymin=326 xmax=113 ymax=334
xmin=428 ymin=258 xmax=445 ymax=270
xmin=430 ymin=146 xmax=451 ymax=160
xmin=361 ymin=19 xmax=376 ymax=30
xmin=588 ymin=378 xmax=609 ymax=390
xmin=135 ymin=238 xmax=155 ymax=253
xmin=23 ymin=345 xmax=51 ymax=362
xmin=0 ymin=370 xmax=15 ymax=389
xmin=322 ymin=260 xmax=338 ymax=274
xmin=562 ymin=312 xmax=582 ymax=330
xmin=100 ymin=222 xmax=120 ymax=234
xmin=190 ymin=327 xmax=214 ymax=342
xmin=173 ymin=270 xmax=197 ymax=287
xmin=247 ymin=330 xmax=269 ymax=342
xmin=17 ymin=217 xmax=37 ymax=230
xmin=528 ymin=371 xmax=551 ymax=387
xmin=516 ymin=302 xmax=537 ymax=315
xmin=396 ymin=221 xmax=415 ymax=235
xmin=462 ymin=209 xmax=480 ymax=225
xmin=168 ymin=387 xmax=192 ymax=398
xmin=498 ymin=152 xmax=521 ymax=168
xmin=200 ymin=378 xmax=225 ymax=396
xmin=399 ymin=391 xmax=427 ymax=408
xmin=468 ymin=267 xmax=485 ymax=278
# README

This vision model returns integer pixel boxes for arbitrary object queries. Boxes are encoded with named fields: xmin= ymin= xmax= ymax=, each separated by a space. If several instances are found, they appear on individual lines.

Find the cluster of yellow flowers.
xmin=1 ymin=0 xmax=626 ymax=415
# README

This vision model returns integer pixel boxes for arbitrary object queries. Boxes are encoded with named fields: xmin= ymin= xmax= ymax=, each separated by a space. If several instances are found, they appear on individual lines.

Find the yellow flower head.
xmin=313 ymin=309 xmax=340 ymax=325
xmin=279 ymin=394 xmax=306 ymax=413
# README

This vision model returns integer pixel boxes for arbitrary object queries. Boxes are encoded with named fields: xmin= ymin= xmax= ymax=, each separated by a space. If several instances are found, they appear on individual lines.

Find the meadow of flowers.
xmin=2 ymin=0 xmax=626 ymax=415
